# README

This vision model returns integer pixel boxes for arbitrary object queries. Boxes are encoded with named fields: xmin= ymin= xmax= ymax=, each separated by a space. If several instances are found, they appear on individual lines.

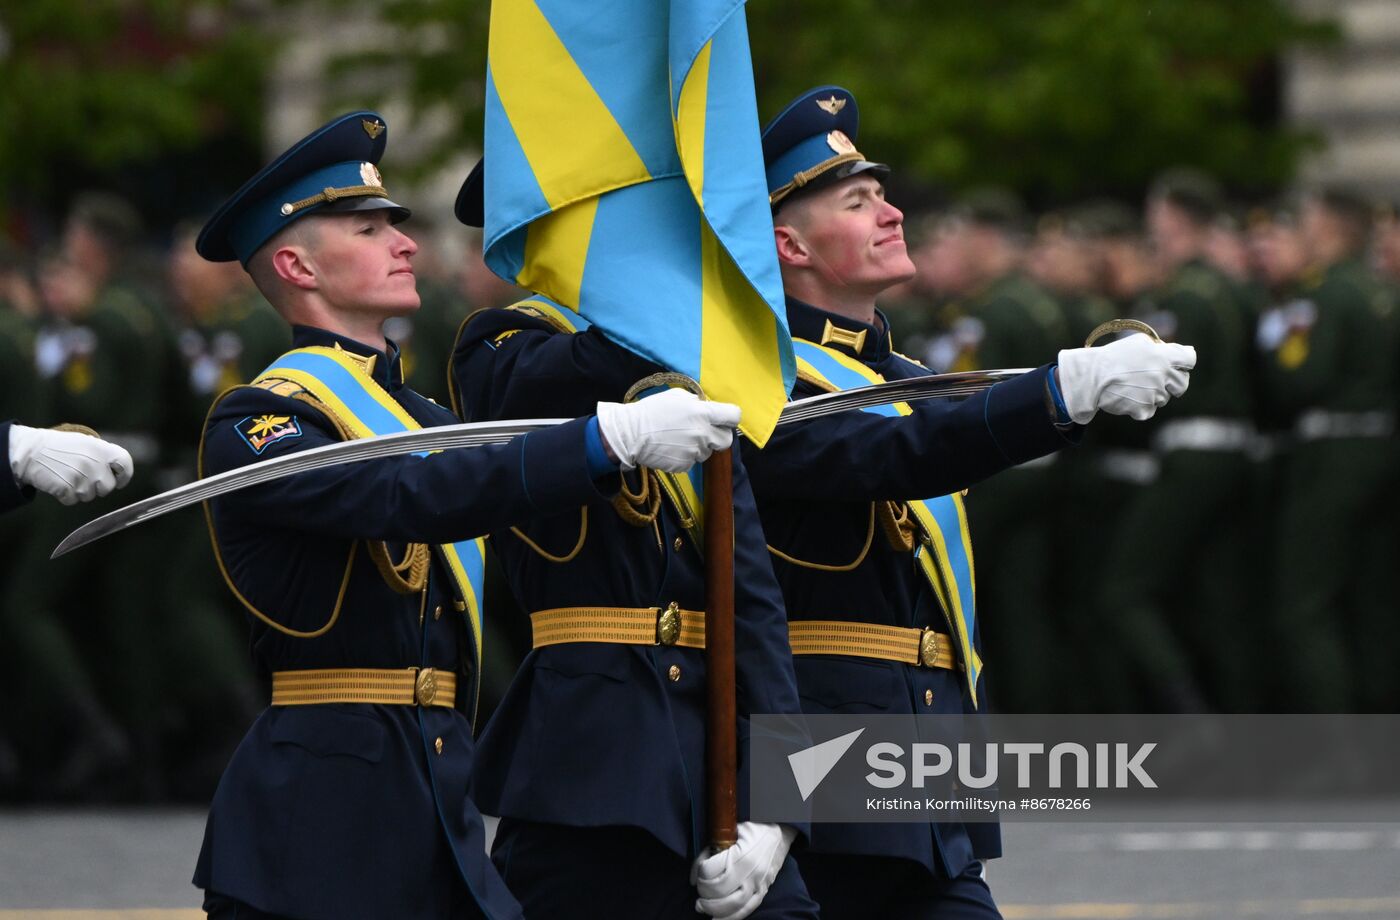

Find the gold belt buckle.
xmin=413 ymin=667 xmax=439 ymax=706
xmin=918 ymin=628 xmax=941 ymax=669
xmin=656 ymin=602 xmax=682 ymax=646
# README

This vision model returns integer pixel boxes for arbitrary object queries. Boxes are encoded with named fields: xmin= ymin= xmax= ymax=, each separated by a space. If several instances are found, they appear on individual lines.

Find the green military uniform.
xmin=157 ymin=290 xmax=288 ymax=797
xmin=1258 ymin=258 xmax=1399 ymax=710
xmin=954 ymin=271 xmax=1072 ymax=711
xmin=0 ymin=281 xmax=171 ymax=795
xmin=0 ymin=300 xmax=47 ymax=791
xmin=4 ymin=279 xmax=172 ymax=795
xmin=1097 ymin=259 xmax=1258 ymax=711
xmin=1043 ymin=287 xmax=1135 ymax=710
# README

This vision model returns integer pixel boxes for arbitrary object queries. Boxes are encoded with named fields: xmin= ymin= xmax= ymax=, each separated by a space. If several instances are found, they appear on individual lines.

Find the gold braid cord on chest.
xmin=878 ymin=501 xmax=918 ymax=552
xmin=293 ymin=390 xmax=431 ymax=594
xmin=612 ymin=467 xmax=662 ymax=526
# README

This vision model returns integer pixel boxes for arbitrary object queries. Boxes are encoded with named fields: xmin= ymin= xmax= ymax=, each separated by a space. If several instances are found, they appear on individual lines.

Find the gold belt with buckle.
xmin=270 ymin=667 xmax=457 ymax=707
xmin=788 ymin=621 xmax=957 ymax=670
xmin=530 ymin=603 xmax=706 ymax=650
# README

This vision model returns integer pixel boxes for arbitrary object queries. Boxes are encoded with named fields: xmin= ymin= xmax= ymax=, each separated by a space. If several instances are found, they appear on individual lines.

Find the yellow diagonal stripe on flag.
xmin=676 ymin=39 xmax=712 ymax=205
xmin=521 ymin=196 xmax=600 ymax=309
xmin=489 ymin=0 xmax=650 ymax=209
xmin=699 ymin=224 xmax=788 ymax=440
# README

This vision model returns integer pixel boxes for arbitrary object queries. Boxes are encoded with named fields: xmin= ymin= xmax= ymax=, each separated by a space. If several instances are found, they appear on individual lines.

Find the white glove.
xmin=8 ymin=424 xmax=134 ymax=505
xmin=595 ymin=388 xmax=739 ymax=473
xmin=690 ymin=822 xmax=797 ymax=920
xmin=1056 ymin=333 xmax=1196 ymax=424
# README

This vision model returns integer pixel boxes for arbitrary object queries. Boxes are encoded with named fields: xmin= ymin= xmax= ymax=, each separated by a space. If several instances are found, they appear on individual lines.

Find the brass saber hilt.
xmin=622 ymin=372 xmax=706 ymax=404
xmin=1084 ymin=319 xmax=1162 ymax=348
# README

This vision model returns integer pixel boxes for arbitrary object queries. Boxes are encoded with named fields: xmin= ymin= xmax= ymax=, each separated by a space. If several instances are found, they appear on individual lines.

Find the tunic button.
xmin=673 ymin=536 xmax=684 ymax=551
xmin=924 ymin=689 xmax=934 ymax=706
xmin=668 ymin=665 xmax=681 ymax=682
xmin=434 ymin=737 xmax=444 ymax=755
xmin=434 ymin=605 xmax=443 ymax=621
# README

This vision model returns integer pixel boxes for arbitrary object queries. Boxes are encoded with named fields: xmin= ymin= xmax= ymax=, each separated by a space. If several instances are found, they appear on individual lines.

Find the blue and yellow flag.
xmin=483 ymin=0 xmax=793 ymax=445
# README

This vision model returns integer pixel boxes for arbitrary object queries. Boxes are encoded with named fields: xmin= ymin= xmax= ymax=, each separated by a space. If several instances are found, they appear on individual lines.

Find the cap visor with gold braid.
xmin=196 ymin=110 xmax=411 ymax=266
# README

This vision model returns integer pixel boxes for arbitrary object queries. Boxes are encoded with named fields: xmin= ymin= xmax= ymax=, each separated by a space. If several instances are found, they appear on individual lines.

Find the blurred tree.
xmin=316 ymin=0 xmax=489 ymax=178
xmin=747 ymin=0 xmax=1337 ymax=204
xmin=317 ymin=0 xmax=1334 ymax=202
xmin=0 ymin=1 xmax=271 ymax=221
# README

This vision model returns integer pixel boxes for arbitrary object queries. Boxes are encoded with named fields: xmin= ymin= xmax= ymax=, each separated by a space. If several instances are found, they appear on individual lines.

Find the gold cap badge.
xmin=827 ymin=130 xmax=857 ymax=156
xmin=816 ymin=96 xmax=847 ymax=115
xmin=361 ymin=118 xmax=385 ymax=139
xmin=360 ymin=161 xmax=383 ymax=186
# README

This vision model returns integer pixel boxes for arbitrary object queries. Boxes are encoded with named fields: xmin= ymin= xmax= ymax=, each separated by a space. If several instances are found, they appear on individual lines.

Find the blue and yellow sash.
xmin=253 ymin=346 xmax=489 ymax=680
xmin=792 ymin=339 xmax=983 ymax=706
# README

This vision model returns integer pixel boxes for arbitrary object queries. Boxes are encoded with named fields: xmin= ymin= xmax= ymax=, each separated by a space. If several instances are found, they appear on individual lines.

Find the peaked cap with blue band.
xmin=761 ymin=86 xmax=889 ymax=209
xmin=197 ymin=111 xmax=411 ymax=265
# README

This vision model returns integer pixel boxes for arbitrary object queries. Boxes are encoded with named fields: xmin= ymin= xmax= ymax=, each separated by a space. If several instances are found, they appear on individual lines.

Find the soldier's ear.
xmin=774 ymin=225 xmax=811 ymax=267
xmin=270 ymin=244 xmax=318 ymax=291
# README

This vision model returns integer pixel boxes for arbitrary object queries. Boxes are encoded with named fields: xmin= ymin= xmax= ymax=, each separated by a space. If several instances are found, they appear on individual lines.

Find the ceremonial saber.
xmin=51 ymin=367 xmax=1029 ymax=559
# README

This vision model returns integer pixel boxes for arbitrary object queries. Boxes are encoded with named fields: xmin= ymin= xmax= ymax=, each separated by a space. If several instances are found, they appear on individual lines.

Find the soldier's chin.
xmin=382 ymin=294 xmax=422 ymax=316
xmin=885 ymin=257 xmax=917 ymax=287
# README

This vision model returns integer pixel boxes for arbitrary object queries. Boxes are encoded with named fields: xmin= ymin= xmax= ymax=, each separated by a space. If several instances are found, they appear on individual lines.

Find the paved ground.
xmin=1 ymin=805 xmax=1398 ymax=918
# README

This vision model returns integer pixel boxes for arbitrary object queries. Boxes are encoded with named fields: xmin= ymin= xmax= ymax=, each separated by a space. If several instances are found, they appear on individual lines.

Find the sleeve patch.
xmin=237 ymin=414 xmax=303 ymax=454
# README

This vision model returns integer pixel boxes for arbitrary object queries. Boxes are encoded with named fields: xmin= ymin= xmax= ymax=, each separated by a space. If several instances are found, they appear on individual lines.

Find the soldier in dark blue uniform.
xmin=742 ymin=87 xmax=1198 ymax=919
xmin=450 ymin=169 xmax=816 ymax=918
xmin=191 ymin=111 xmax=739 ymax=920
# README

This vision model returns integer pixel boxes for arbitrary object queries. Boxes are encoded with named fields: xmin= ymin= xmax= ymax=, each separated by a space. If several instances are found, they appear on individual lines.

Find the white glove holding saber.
xmin=1057 ymin=333 xmax=1196 ymax=424
xmin=8 ymin=424 xmax=134 ymax=505
xmin=596 ymin=388 xmax=740 ymax=472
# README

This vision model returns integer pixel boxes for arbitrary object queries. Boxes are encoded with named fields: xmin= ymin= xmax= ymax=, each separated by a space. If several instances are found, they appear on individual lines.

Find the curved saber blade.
xmin=50 ymin=418 xmax=568 ymax=558
xmin=52 ymin=367 xmax=1031 ymax=559
xmin=775 ymin=368 xmax=1030 ymax=424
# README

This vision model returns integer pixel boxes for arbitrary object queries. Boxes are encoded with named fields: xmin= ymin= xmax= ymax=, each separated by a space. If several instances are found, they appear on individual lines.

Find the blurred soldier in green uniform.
xmin=0 ymin=246 xmax=151 ymax=796
xmin=165 ymin=221 xmax=288 ymax=455
xmin=1097 ymin=170 xmax=1258 ymax=712
xmin=922 ymin=190 xmax=1072 ymax=711
xmin=0 ymin=243 xmax=45 ymax=793
xmin=158 ymin=222 xmax=285 ymax=797
xmin=1259 ymin=188 xmax=1399 ymax=711
xmin=1074 ymin=203 xmax=1174 ymax=711
xmin=18 ymin=203 xmax=177 ymax=795
xmin=1372 ymin=203 xmax=1400 ymax=292
xmin=1027 ymin=208 xmax=1118 ymax=344
xmin=1026 ymin=206 xmax=1136 ymax=710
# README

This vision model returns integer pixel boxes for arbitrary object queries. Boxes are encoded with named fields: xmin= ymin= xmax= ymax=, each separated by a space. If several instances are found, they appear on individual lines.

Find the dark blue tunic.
xmin=451 ymin=308 xmax=809 ymax=859
xmin=193 ymin=325 xmax=611 ymax=920
xmin=740 ymin=299 xmax=1076 ymax=880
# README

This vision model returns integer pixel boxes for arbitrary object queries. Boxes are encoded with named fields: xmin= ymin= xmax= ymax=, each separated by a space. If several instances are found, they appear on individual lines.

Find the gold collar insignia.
xmin=333 ymin=340 xmax=378 ymax=377
xmin=820 ymin=317 xmax=868 ymax=354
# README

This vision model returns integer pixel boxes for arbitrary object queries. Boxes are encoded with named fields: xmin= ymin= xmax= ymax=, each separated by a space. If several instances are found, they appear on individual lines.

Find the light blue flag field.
xmin=483 ymin=0 xmax=794 ymax=445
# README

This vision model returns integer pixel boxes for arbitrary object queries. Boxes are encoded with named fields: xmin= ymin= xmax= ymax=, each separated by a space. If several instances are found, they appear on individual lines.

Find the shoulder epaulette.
xmin=251 ymin=377 xmax=308 ymax=399
xmin=891 ymin=350 xmax=928 ymax=370
xmin=504 ymin=299 xmax=583 ymax=335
